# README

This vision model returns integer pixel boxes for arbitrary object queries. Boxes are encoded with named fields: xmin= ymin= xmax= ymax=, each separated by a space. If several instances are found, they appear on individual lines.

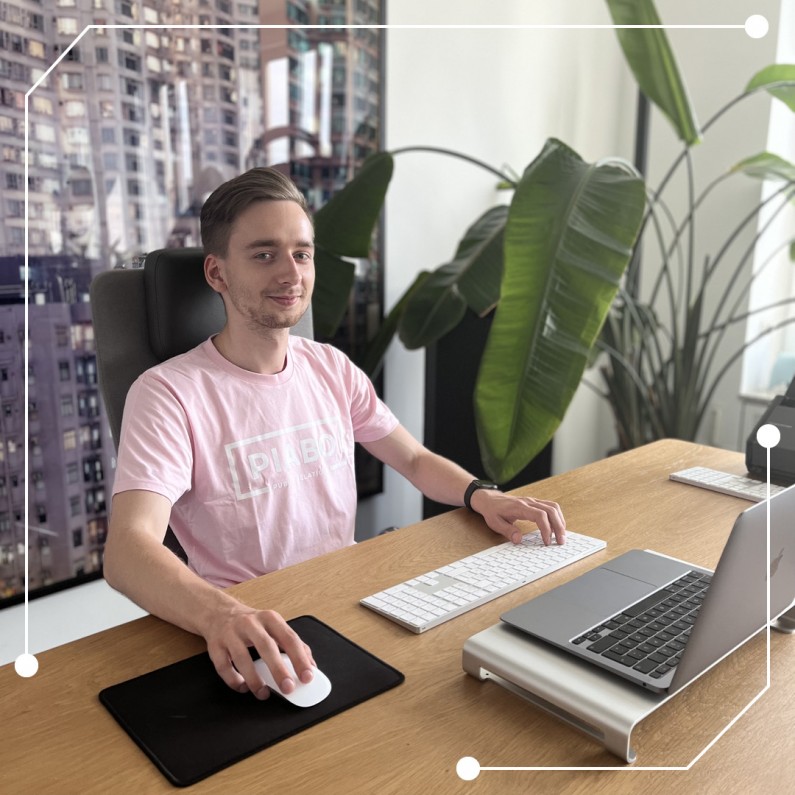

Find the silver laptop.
xmin=501 ymin=483 xmax=795 ymax=694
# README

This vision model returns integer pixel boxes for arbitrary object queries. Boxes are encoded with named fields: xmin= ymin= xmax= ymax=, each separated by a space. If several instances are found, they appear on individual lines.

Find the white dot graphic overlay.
xmin=15 ymin=653 xmax=39 ymax=678
xmin=744 ymin=14 xmax=769 ymax=38
xmin=756 ymin=423 xmax=780 ymax=449
xmin=456 ymin=756 xmax=481 ymax=781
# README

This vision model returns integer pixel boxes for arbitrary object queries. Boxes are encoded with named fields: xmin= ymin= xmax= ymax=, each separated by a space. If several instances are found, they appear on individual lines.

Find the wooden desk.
xmin=2 ymin=440 xmax=793 ymax=794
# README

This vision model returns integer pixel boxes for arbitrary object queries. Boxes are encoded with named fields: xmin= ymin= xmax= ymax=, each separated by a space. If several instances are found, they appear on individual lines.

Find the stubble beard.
xmin=230 ymin=286 xmax=309 ymax=334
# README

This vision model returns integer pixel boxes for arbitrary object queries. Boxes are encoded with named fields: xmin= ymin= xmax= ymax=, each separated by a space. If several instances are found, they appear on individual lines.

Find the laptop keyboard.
xmin=572 ymin=570 xmax=713 ymax=679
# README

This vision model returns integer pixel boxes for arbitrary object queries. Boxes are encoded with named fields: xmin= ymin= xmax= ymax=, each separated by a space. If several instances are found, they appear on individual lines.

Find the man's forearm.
xmin=104 ymin=526 xmax=243 ymax=638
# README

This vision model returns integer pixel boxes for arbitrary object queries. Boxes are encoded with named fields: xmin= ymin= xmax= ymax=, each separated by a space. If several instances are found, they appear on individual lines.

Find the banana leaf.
xmin=359 ymin=271 xmax=432 ymax=378
xmin=313 ymin=152 xmax=394 ymax=256
xmin=311 ymin=152 xmax=394 ymax=336
xmin=398 ymin=205 xmax=507 ymax=349
xmin=475 ymin=138 xmax=646 ymax=483
xmin=606 ymin=0 xmax=701 ymax=145
xmin=311 ymin=249 xmax=356 ymax=338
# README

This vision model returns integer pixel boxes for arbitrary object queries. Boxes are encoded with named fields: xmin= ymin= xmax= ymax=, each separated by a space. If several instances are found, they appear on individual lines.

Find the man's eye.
xmin=254 ymin=252 xmax=273 ymax=260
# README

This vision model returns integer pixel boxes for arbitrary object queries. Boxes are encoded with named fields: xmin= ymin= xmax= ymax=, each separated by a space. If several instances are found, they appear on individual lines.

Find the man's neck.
xmin=211 ymin=326 xmax=290 ymax=375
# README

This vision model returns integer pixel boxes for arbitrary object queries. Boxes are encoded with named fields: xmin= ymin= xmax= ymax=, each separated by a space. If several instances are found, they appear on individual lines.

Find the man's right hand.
xmin=204 ymin=605 xmax=316 ymax=699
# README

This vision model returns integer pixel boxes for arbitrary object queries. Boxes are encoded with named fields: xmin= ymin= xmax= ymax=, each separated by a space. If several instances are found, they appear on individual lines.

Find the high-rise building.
xmin=0 ymin=0 xmax=383 ymax=603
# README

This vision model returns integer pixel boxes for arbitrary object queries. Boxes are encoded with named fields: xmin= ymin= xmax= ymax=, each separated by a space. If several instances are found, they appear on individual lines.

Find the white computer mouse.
xmin=252 ymin=653 xmax=332 ymax=708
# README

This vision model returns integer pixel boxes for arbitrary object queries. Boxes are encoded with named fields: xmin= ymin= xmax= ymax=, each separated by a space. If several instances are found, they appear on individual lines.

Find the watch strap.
xmin=464 ymin=479 xmax=500 ymax=511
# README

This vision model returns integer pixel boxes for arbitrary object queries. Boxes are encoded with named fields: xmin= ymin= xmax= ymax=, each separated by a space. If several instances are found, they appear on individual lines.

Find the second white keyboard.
xmin=669 ymin=466 xmax=788 ymax=502
xmin=360 ymin=530 xmax=606 ymax=633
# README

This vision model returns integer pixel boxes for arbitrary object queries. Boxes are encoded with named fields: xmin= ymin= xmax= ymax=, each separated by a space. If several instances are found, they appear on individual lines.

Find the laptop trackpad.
xmin=549 ymin=568 xmax=655 ymax=615
xmin=501 ymin=568 xmax=657 ymax=640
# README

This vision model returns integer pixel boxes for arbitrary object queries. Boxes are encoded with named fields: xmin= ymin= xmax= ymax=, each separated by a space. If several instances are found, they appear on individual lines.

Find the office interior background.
xmin=1 ymin=0 xmax=793 ymax=665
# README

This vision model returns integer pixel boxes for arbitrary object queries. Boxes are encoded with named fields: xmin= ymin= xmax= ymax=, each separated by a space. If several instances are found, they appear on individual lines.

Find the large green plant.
xmin=314 ymin=143 xmax=645 ymax=484
xmin=310 ymin=1 xmax=795 ymax=481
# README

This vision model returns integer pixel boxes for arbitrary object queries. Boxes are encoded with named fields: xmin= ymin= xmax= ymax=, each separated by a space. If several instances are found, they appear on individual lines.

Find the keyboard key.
xmin=623 ymin=591 xmax=671 ymax=617
xmin=586 ymin=635 xmax=621 ymax=654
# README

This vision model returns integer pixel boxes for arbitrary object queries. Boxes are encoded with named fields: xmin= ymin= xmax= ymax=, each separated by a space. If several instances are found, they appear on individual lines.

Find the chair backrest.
xmin=90 ymin=247 xmax=313 ymax=448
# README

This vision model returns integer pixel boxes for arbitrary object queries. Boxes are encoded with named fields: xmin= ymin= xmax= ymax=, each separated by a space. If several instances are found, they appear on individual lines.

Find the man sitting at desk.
xmin=103 ymin=167 xmax=566 ymax=702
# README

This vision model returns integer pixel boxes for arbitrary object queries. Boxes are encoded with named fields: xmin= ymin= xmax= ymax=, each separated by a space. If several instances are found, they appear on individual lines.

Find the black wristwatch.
xmin=464 ymin=479 xmax=500 ymax=511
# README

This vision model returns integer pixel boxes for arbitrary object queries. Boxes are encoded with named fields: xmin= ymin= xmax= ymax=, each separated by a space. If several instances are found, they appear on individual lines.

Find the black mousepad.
xmin=98 ymin=615 xmax=404 ymax=787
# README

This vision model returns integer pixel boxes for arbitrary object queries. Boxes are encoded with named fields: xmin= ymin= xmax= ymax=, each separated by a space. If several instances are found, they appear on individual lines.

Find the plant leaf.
xmin=455 ymin=205 xmax=508 ymax=315
xmin=311 ymin=248 xmax=355 ymax=338
xmin=731 ymin=152 xmax=795 ymax=182
xmin=397 ymin=262 xmax=468 ymax=350
xmin=397 ymin=205 xmax=508 ymax=348
xmin=474 ymin=138 xmax=646 ymax=483
xmin=359 ymin=271 xmax=432 ymax=378
xmin=313 ymin=152 xmax=394 ymax=257
xmin=310 ymin=152 xmax=393 ymax=338
xmin=746 ymin=64 xmax=795 ymax=112
xmin=605 ymin=0 xmax=701 ymax=145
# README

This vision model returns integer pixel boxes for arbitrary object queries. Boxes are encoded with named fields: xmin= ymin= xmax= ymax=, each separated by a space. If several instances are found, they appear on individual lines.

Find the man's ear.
xmin=204 ymin=254 xmax=226 ymax=294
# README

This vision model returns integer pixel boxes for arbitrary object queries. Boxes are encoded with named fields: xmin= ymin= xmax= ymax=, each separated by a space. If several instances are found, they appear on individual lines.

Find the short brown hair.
xmin=200 ymin=167 xmax=311 ymax=256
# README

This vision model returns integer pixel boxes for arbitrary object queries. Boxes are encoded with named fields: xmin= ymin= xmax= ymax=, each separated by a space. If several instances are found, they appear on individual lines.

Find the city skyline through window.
xmin=1 ymin=0 xmax=385 ymax=605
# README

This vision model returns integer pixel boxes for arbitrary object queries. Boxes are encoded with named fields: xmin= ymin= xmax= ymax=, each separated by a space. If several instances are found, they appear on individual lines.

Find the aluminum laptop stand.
xmin=462 ymin=605 xmax=795 ymax=764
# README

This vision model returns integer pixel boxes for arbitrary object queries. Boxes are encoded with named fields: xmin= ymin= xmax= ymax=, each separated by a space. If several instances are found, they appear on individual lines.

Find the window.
xmin=741 ymin=0 xmax=795 ymax=396
xmin=61 ymin=72 xmax=84 ymax=91
xmin=70 ymin=178 xmax=92 ymax=197
xmin=58 ymin=361 xmax=70 ymax=381
xmin=33 ymin=123 xmax=55 ymax=143
xmin=56 ymin=17 xmax=79 ymax=36
xmin=31 ymin=96 xmax=53 ymax=115
xmin=66 ymin=462 xmax=79 ymax=483
xmin=63 ymin=429 xmax=77 ymax=450
xmin=64 ymin=100 xmax=86 ymax=117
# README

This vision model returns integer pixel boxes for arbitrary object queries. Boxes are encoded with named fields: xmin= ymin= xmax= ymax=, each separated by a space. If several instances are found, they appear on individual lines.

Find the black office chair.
xmin=89 ymin=247 xmax=313 ymax=560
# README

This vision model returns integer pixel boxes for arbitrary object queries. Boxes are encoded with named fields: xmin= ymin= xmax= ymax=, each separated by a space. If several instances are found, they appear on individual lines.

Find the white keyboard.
xmin=360 ymin=530 xmax=606 ymax=633
xmin=669 ymin=466 xmax=788 ymax=502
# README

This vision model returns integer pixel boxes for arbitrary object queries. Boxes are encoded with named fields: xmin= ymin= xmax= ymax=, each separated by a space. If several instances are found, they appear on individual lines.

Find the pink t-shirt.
xmin=112 ymin=336 xmax=399 ymax=587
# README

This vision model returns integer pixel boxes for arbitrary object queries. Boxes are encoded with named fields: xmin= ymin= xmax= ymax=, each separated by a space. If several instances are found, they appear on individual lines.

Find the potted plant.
xmin=309 ymin=0 xmax=795 ymax=482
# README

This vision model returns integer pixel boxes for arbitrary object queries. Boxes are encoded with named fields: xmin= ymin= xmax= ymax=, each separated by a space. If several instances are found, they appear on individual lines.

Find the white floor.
xmin=0 ymin=578 xmax=147 ymax=669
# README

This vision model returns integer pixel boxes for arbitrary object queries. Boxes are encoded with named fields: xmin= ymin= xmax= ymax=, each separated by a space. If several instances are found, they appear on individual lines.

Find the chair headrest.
xmin=144 ymin=248 xmax=227 ymax=361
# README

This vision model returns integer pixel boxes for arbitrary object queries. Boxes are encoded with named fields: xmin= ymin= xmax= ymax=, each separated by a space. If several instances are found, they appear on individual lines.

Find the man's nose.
xmin=277 ymin=254 xmax=301 ymax=284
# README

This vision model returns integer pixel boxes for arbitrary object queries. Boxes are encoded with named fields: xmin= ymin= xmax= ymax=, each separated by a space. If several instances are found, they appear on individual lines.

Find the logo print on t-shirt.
xmin=224 ymin=416 xmax=350 ymax=500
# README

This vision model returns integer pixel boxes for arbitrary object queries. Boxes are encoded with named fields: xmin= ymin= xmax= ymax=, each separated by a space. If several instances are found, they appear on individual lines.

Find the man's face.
xmin=207 ymin=200 xmax=315 ymax=334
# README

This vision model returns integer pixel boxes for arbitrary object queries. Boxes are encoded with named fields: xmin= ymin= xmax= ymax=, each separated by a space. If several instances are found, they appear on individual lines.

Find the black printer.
xmin=746 ymin=374 xmax=795 ymax=486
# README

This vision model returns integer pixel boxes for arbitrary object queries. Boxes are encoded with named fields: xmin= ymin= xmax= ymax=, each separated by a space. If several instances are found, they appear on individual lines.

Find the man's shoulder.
xmin=290 ymin=335 xmax=349 ymax=367
xmin=138 ymin=339 xmax=214 ymax=384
